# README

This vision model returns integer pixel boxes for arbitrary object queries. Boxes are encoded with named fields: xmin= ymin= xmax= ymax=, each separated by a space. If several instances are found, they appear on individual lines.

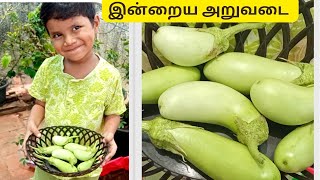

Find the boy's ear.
xmin=93 ymin=15 xmax=100 ymax=33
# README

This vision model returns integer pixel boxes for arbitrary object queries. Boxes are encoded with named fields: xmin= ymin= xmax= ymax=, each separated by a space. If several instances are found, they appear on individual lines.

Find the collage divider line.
xmin=129 ymin=22 xmax=142 ymax=180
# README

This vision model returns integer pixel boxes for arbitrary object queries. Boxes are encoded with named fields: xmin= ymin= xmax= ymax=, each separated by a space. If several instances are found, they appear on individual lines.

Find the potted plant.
xmin=0 ymin=79 xmax=9 ymax=104
xmin=0 ymin=53 xmax=17 ymax=104
xmin=0 ymin=5 xmax=55 ymax=105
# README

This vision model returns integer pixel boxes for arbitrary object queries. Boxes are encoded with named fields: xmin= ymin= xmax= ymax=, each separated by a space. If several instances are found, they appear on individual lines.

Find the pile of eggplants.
xmin=142 ymin=23 xmax=314 ymax=180
xmin=32 ymin=135 xmax=99 ymax=174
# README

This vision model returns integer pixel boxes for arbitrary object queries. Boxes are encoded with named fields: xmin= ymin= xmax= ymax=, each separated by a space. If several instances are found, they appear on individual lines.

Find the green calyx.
xmin=197 ymin=27 xmax=229 ymax=60
xmin=235 ymin=115 xmax=269 ymax=165
xmin=142 ymin=117 xmax=203 ymax=161
xmin=197 ymin=23 xmax=266 ymax=61
xmin=290 ymin=62 xmax=314 ymax=86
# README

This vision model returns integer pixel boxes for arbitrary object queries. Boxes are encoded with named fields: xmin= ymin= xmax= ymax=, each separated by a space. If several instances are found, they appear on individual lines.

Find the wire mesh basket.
xmin=26 ymin=126 xmax=108 ymax=177
xmin=142 ymin=0 xmax=314 ymax=179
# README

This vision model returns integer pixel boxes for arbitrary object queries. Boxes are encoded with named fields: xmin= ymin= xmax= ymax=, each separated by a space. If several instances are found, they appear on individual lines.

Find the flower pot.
xmin=0 ymin=79 xmax=9 ymax=104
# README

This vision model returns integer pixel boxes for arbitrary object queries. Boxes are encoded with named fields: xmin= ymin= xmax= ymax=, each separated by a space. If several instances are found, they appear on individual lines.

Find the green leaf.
xmin=23 ymin=67 xmax=36 ymax=78
xmin=123 ymin=41 xmax=129 ymax=46
xmin=33 ymin=60 xmax=43 ymax=69
xmin=44 ymin=43 xmax=55 ymax=52
xmin=1 ymin=54 xmax=12 ymax=68
xmin=7 ymin=70 xmax=16 ymax=78
xmin=18 ymin=139 xmax=24 ymax=145
xmin=9 ymin=12 xmax=19 ymax=22
xmin=118 ymin=120 xmax=127 ymax=129
xmin=19 ymin=158 xmax=27 ymax=166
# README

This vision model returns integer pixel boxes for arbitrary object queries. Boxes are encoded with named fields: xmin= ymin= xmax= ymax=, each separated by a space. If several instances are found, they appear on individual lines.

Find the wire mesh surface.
xmin=26 ymin=126 xmax=108 ymax=177
xmin=142 ymin=105 xmax=314 ymax=180
xmin=142 ymin=155 xmax=314 ymax=180
xmin=142 ymin=0 xmax=314 ymax=179
xmin=143 ymin=0 xmax=314 ymax=71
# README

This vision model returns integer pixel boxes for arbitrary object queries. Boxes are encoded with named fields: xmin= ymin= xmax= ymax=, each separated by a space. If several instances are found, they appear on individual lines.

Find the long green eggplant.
xmin=51 ymin=149 xmax=77 ymax=165
xmin=203 ymin=52 xmax=313 ymax=95
xmin=158 ymin=81 xmax=268 ymax=164
xmin=77 ymin=158 xmax=96 ymax=172
xmin=30 ymin=145 xmax=63 ymax=155
xmin=142 ymin=65 xmax=200 ymax=104
xmin=153 ymin=23 xmax=265 ymax=66
xmin=142 ymin=117 xmax=280 ymax=180
xmin=52 ymin=135 xmax=78 ymax=146
xmin=274 ymin=122 xmax=314 ymax=173
xmin=250 ymin=78 xmax=313 ymax=125
xmin=35 ymin=154 xmax=78 ymax=173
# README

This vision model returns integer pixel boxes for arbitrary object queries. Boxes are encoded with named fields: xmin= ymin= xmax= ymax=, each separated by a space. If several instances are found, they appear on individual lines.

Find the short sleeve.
xmin=104 ymin=73 xmax=127 ymax=116
xmin=28 ymin=59 xmax=49 ymax=102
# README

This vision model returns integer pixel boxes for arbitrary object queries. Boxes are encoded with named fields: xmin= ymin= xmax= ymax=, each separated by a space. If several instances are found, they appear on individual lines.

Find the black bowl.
xmin=26 ymin=126 xmax=108 ymax=177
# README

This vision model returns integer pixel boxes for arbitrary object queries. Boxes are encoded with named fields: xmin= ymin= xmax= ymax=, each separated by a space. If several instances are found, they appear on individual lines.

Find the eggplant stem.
xmin=69 ymin=136 xmax=79 ymax=139
xmin=289 ymin=62 xmax=314 ymax=86
xmin=34 ymin=153 xmax=49 ymax=160
xmin=247 ymin=142 xmax=265 ymax=166
xmin=222 ymin=23 xmax=266 ymax=39
xmin=30 ymin=146 xmax=42 ymax=154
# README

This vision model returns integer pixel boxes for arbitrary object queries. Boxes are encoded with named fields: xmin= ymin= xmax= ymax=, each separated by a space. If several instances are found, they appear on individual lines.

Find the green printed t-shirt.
xmin=28 ymin=54 xmax=126 ymax=180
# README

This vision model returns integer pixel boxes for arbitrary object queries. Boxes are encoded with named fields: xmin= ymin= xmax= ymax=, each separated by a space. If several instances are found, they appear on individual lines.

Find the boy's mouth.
xmin=65 ymin=45 xmax=82 ymax=52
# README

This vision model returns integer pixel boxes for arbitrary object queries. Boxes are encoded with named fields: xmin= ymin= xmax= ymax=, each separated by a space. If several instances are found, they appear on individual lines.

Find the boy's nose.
xmin=64 ymin=35 xmax=76 ymax=46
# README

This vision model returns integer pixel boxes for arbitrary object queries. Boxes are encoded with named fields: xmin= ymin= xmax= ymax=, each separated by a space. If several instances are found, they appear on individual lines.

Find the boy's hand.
xmin=22 ymin=120 xmax=41 ymax=158
xmin=101 ymin=132 xmax=117 ymax=166
xmin=101 ymin=114 xmax=121 ymax=166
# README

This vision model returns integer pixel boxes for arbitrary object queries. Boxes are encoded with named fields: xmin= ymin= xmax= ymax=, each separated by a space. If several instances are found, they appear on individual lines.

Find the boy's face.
xmin=46 ymin=15 xmax=99 ymax=63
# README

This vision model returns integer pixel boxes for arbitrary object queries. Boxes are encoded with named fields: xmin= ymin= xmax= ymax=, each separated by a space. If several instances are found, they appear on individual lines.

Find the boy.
xmin=22 ymin=3 xmax=126 ymax=180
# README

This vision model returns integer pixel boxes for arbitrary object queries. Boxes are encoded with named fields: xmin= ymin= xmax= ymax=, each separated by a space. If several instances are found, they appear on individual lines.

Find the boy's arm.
xmin=22 ymin=100 xmax=46 ymax=156
xmin=29 ymin=100 xmax=46 ymax=129
xmin=102 ymin=114 xmax=121 ymax=163
xmin=102 ymin=114 xmax=120 ymax=142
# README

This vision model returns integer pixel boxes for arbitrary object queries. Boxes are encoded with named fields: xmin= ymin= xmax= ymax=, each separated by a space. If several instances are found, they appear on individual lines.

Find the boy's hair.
xmin=40 ymin=3 xmax=96 ymax=28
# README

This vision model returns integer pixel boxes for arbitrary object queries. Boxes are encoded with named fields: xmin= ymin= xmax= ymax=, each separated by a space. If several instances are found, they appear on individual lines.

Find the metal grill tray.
xmin=142 ymin=105 xmax=313 ymax=180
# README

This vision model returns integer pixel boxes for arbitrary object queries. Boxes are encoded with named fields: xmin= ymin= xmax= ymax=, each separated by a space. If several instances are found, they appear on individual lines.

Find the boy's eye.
xmin=52 ymin=34 xmax=62 ymax=39
xmin=73 ymin=26 xmax=81 ymax=31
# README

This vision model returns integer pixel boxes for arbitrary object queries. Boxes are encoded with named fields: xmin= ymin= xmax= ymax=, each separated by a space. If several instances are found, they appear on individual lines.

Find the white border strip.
xmin=129 ymin=22 xmax=142 ymax=180
xmin=314 ymin=1 xmax=319 ymax=179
